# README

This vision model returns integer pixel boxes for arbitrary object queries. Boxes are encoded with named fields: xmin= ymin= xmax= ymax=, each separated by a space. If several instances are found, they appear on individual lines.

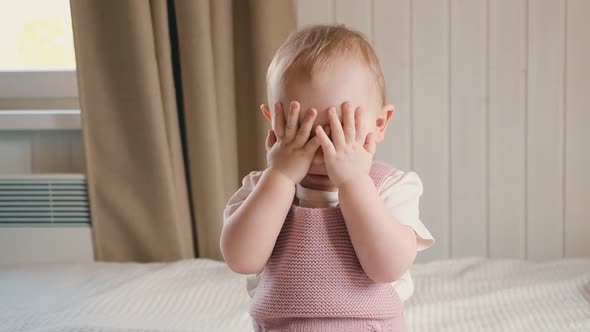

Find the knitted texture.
xmin=252 ymin=316 xmax=405 ymax=332
xmin=250 ymin=161 xmax=403 ymax=320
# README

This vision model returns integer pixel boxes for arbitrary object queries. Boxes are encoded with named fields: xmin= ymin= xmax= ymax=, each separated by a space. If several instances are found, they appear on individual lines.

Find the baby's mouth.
xmin=306 ymin=173 xmax=329 ymax=181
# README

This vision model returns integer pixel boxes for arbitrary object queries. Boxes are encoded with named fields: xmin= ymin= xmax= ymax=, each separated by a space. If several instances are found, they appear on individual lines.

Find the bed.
xmin=1 ymin=257 xmax=589 ymax=332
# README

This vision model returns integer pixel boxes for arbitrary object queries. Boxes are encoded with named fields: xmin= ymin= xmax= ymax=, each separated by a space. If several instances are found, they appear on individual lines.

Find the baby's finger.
xmin=355 ymin=106 xmax=366 ymax=144
xmin=324 ymin=125 xmax=331 ymax=140
xmin=265 ymin=129 xmax=277 ymax=151
xmin=342 ymin=102 xmax=356 ymax=143
xmin=315 ymin=125 xmax=336 ymax=155
xmin=364 ymin=132 xmax=377 ymax=155
xmin=304 ymin=134 xmax=322 ymax=155
xmin=284 ymin=101 xmax=301 ymax=141
xmin=294 ymin=108 xmax=317 ymax=146
xmin=327 ymin=107 xmax=345 ymax=148
xmin=272 ymin=102 xmax=285 ymax=139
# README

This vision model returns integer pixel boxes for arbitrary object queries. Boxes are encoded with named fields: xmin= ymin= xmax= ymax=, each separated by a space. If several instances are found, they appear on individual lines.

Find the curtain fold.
xmin=70 ymin=0 xmax=296 ymax=261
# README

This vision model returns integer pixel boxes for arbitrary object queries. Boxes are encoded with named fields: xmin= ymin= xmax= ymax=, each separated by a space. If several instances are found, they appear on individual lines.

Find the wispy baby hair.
xmin=266 ymin=24 xmax=386 ymax=106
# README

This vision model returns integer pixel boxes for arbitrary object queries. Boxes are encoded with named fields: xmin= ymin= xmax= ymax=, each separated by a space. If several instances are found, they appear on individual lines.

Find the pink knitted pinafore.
xmin=250 ymin=161 xmax=404 ymax=328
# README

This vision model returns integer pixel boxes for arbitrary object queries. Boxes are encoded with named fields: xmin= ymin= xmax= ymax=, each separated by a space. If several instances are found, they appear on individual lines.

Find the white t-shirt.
xmin=223 ymin=168 xmax=435 ymax=302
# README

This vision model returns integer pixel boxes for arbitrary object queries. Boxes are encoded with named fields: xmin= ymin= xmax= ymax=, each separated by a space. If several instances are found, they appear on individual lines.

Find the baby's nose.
xmin=311 ymin=147 xmax=325 ymax=166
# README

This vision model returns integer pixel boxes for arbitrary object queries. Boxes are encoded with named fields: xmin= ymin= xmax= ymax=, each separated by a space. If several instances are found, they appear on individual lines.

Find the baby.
xmin=220 ymin=24 xmax=435 ymax=332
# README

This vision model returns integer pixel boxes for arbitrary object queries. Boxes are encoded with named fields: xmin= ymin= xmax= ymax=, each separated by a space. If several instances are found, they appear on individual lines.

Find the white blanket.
xmin=0 ymin=257 xmax=588 ymax=332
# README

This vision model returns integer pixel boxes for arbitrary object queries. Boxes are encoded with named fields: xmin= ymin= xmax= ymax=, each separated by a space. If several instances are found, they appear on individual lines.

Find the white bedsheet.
xmin=0 ymin=257 xmax=588 ymax=332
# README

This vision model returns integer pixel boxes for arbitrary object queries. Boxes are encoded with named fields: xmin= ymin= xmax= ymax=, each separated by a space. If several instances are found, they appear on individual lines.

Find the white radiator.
xmin=0 ymin=174 xmax=89 ymax=224
xmin=0 ymin=174 xmax=94 ymax=265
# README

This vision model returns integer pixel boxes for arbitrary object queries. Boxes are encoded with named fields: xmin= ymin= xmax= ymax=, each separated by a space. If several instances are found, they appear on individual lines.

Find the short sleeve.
xmin=223 ymin=170 xmax=263 ymax=224
xmin=379 ymin=170 xmax=435 ymax=252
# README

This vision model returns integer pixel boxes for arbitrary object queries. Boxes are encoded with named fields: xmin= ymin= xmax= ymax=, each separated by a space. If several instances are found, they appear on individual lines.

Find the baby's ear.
xmin=260 ymin=104 xmax=271 ymax=122
xmin=374 ymin=104 xmax=395 ymax=143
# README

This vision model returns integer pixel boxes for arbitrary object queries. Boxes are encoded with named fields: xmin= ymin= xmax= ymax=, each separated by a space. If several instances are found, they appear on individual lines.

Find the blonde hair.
xmin=266 ymin=24 xmax=386 ymax=106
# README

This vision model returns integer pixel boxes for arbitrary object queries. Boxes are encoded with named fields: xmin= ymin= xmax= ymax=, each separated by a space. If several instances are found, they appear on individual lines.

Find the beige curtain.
xmin=70 ymin=0 xmax=296 ymax=261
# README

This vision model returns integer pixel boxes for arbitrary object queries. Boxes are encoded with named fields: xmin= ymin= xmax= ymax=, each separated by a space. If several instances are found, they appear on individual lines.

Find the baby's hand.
xmin=262 ymin=101 xmax=323 ymax=185
xmin=315 ymin=102 xmax=376 ymax=188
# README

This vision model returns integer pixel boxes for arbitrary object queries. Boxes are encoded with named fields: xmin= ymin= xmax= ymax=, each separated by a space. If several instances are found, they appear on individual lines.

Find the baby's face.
xmin=275 ymin=55 xmax=385 ymax=191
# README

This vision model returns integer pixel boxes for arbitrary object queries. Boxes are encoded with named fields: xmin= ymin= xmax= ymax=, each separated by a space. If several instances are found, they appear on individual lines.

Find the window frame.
xmin=0 ymin=70 xmax=81 ymax=130
xmin=0 ymin=70 xmax=77 ymax=99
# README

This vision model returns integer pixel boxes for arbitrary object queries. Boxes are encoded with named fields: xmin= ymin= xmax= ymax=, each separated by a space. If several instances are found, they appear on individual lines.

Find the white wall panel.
xmin=0 ymin=131 xmax=83 ymax=175
xmin=0 ymin=133 xmax=32 ymax=174
xmin=409 ymin=0 xmax=450 ymax=262
xmin=449 ymin=0 xmax=487 ymax=258
xmin=296 ymin=0 xmax=334 ymax=26
xmin=488 ymin=0 xmax=527 ymax=259
xmin=334 ymin=0 xmax=372 ymax=39
xmin=297 ymin=0 xmax=590 ymax=261
xmin=373 ymin=0 xmax=412 ymax=172
xmin=565 ymin=0 xmax=590 ymax=258
xmin=527 ymin=0 xmax=566 ymax=261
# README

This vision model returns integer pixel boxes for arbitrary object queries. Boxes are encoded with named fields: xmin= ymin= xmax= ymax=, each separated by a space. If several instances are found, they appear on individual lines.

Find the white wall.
xmin=0 ymin=226 xmax=94 ymax=265
xmin=0 ymin=131 xmax=84 ymax=174
xmin=0 ymin=73 xmax=81 ymax=175
xmin=297 ymin=0 xmax=590 ymax=262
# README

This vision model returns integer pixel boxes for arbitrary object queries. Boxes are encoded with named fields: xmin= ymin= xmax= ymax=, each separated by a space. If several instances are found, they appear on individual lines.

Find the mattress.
xmin=0 ymin=257 xmax=588 ymax=332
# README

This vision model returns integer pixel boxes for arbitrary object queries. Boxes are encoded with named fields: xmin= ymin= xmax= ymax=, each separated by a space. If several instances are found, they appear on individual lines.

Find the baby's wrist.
xmin=264 ymin=167 xmax=297 ymax=188
xmin=337 ymin=174 xmax=374 ymax=192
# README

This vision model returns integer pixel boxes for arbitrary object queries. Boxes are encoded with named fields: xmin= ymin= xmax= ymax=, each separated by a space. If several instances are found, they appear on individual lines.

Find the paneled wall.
xmin=0 ymin=131 xmax=84 ymax=174
xmin=297 ymin=0 xmax=590 ymax=262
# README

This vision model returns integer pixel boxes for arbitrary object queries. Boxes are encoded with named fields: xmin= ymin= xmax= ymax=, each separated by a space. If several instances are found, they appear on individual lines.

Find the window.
xmin=0 ymin=0 xmax=76 ymax=71
xmin=0 ymin=0 xmax=79 ymax=129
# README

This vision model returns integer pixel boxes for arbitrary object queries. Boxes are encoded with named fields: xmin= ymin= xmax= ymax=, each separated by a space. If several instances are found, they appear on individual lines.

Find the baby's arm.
xmin=220 ymin=101 xmax=322 ymax=275
xmin=314 ymin=102 xmax=417 ymax=283
xmin=339 ymin=177 xmax=417 ymax=283
xmin=221 ymin=168 xmax=296 ymax=275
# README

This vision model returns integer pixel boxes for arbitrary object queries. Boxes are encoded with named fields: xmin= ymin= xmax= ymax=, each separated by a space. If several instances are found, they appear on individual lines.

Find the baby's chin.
xmin=299 ymin=174 xmax=338 ymax=192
